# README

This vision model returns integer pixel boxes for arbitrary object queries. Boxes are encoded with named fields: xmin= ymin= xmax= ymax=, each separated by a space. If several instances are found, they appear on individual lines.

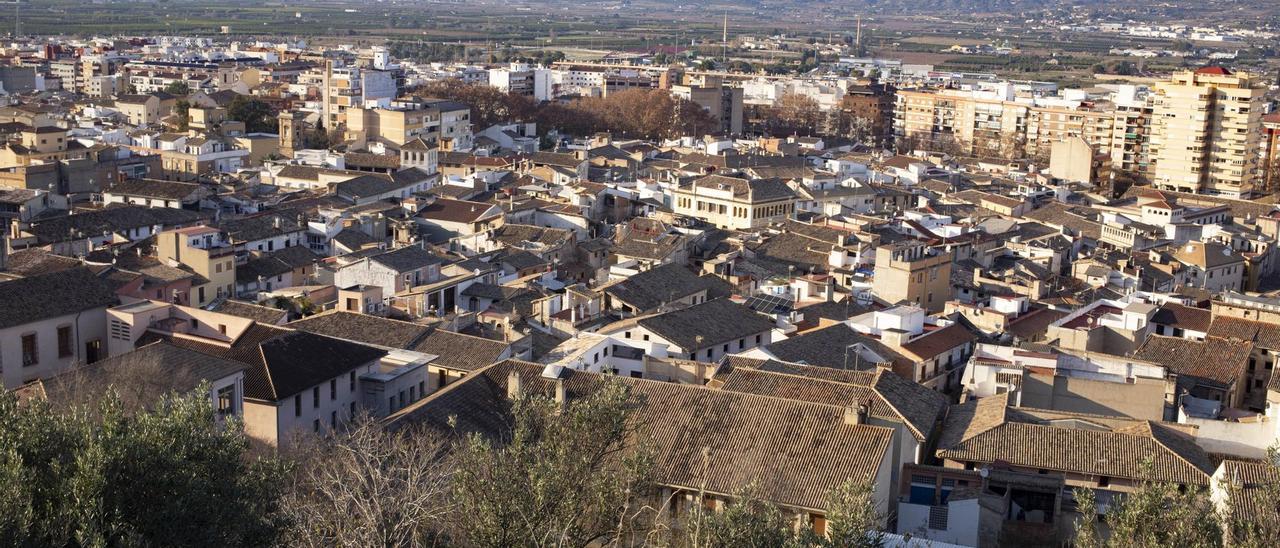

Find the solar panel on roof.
xmin=744 ymin=293 xmax=795 ymax=314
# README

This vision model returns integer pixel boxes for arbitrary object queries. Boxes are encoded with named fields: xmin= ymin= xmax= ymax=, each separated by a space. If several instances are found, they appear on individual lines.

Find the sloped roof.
xmin=1133 ymin=335 xmax=1252 ymax=389
xmin=390 ymin=359 xmax=894 ymax=512
xmin=159 ymin=323 xmax=387 ymax=401
xmin=764 ymin=323 xmax=908 ymax=371
xmin=209 ymin=299 xmax=288 ymax=325
xmin=218 ymin=214 xmax=304 ymax=243
xmin=688 ymin=174 xmax=797 ymax=202
xmin=719 ymin=365 xmax=946 ymax=442
xmin=367 ymin=245 xmax=444 ymax=273
xmin=2 ymin=248 xmax=83 ymax=277
xmin=332 ymin=228 xmax=381 ymax=251
xmin=29 ymin=206 xmax=205 ymax=245
xmin=602 ymin=263 xmax=710 ymax=312
xmin=411 ymin=329 xmax=510 ymax=372
xmin=937 ymin=394 xmax=1215 ymax=485
xmin=632 ymin=299 xmax=776 ymax=351
xmin=1151 ymin=303 xmax=1213 ymax=333
xmin=0 ymin=268 xmax=120 ymax=329
xmin=289 ymin=311 xmax=433 ymax=350
xmin=235 ymin=246 xmax=320 ymax=283
xmin=1172 ymin=241 xmax=1244 ymax=269
xmin=36 ymin=341 xmax=246 ymax=407
xmin=1218 ymin=460 xmax=1280 ymax=522
xmin=1207 ymin=315 xmax=1280 ymax=350
xmin=417 ymin=198 xmax=499 ymax=223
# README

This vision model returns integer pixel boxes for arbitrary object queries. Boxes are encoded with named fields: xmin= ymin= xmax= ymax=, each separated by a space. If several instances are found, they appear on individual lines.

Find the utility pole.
xmin=856 ymin=15 xmax=862 ymax=53
xmin=722 ymin=12 xmax=728 ymax=63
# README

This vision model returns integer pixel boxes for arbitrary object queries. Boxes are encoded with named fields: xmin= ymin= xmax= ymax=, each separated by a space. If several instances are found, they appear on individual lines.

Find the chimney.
xmin=506 ymin=370 xmax=523 ymax=400
xmin=273 ymin=216 xmax=282 ymax=229
xmin=826 ymin=276 xmax=835 ymax=302
xmin=554 ymin=378 xmax=568 ymax=411
xmin=844 ymin=401 xmax=869 ymax=425
xmin=880 ymin=328 xmax=910 ymax=348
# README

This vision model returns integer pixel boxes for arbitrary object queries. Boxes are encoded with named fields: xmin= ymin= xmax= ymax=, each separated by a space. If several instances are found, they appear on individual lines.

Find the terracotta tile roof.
xmin=288 ymin=311 xmax=433 ymax=350
xmin=601 ymin=262 xmax=709 ymax=312
xmin=343 ymin=152 xmax=400 ymax=170
xmin=1133 ymin=335 xmax=1252 ymax=389
xmin=35 ymin=341 xmax=246 ymax=407
xmin=937 ymin=394 xmax=1215 ymax=485
xmin=390 ymin=359 xmax=894 ymax=511
xmin=2 ymin=248 xmax=82 ymax=277
xmin=209 ymin=300 xmax=288 ymax=325
xmin=1172 ymin=241 xmax=1244 ymax=269
xmin=719 ymin=366 xmax=946 ymax=441
xmin=1207 ymin=316 xmax=1280 ymax=350
xmin=764 ymin=323 xmax=908 ymax=371
xmin=629 ymin=298 xmax=776 ymax=352
xmin=417 ymin=198 xmax=500 ymax=223
xmin=1151 ymin=303 xmax=1213 ymax=333
xmin=1218 ymin=460 xmax=1280 ymax=521
xmin=0 ymin=268 xmax=120 ymax=329
xmin=104 ymin=179 xmax=204 ymax=201
xmin=411 ymin=329 xmax=511 ymax=372
xmin=1022 ymin=202 xmax=1101 ymax=240
xmin=158 ymin=323 xmax=387 ymax=401
xmin=899 ymin=323 xmax=977 ymax=361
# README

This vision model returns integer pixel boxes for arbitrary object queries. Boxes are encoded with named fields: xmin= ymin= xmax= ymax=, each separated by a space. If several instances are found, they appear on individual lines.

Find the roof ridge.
xmin=735 ymin=365 xmax=873 ymax=389
xmin=1146 ymin=421 xmax=1215 ymax=476
xmin=869 ymin=368 xmax=937 ymax=441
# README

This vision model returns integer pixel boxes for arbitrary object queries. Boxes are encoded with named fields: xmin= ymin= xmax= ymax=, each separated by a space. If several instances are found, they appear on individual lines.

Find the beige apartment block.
xmin=872 ymin=241 xmax=952 ymax=313
xmin=1150 ymin=67 xmax=1264 ymax=198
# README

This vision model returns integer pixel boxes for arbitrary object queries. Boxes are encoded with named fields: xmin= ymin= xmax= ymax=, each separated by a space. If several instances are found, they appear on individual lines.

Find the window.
xmin=399 ymin=390 xmax=406 ymax=408
xmin=331 ymin=411 xmax=338 ymax=427
xmin=21 ymin=334 xmax=37 ymax=367
xmin=330 ymin=379 xmax=337 ymax=400
xmin=57 ymin=325 xmax=73 ymax=358
xmin=418 ymin=380 xmax=425 ymax=397
xmin=410 ymin=386 xmax=416 ymax=401
xmin=755 ymin=334 xmax=762 ymax=344
xmin=313 ymin=386 xmax=320 ymax=408
xmin=294 ymin=395 xmax=302 ymax=417
xmin=389 ymin=396 xmax=396 ymax=412
xmin=643 ymin=334 xmax=650 ymax=341
xmin=217 ymin=385 xmax=236 ymax=416
xmin=350 ymin=371 xmax=356 ymax=391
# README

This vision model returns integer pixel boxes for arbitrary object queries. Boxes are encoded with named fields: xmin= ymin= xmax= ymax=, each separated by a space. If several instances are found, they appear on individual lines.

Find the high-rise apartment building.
xmin=1259 ymin=113 xmax=1280 ymax=194
xmin=1150 ymin=67 xmax=1264 ymax=198
xmin=893 ymin=84 xmax=1117 ymax=162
